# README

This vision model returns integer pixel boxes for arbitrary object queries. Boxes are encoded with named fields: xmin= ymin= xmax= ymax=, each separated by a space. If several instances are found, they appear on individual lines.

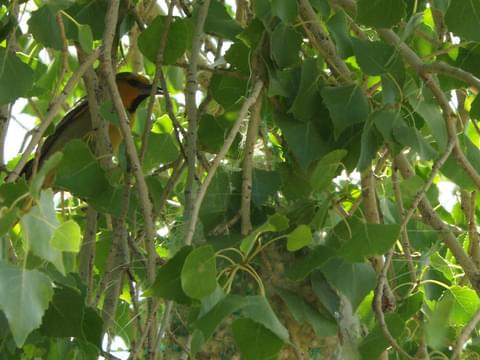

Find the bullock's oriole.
xmin=21 ymin=72 xmax=162 ymax=179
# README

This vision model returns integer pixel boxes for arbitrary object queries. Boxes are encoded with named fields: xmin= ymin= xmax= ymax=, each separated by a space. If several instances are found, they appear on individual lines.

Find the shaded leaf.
xmin=357 ymin=0 xmax=406 ymax=28
xmin=0 ymin=262 xmax=53 ymax=347
xmin=286 ymin=224 xmax=312 ymax=252
xmin=181 ymin=245 xmax=217 ymax=299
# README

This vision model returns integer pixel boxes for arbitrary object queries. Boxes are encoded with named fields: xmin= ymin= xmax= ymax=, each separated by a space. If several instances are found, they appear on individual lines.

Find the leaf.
xmin=20 ymin=190 xmax=65 ymax=274
xmin=203 ymin=0 xmax=242 ymax=40
xmin=357 ymin=121 xmax=383 ymax=171
xmin=270 ymin=22 xmax=302 ymax=69
xmin=310 ymin=149 xmax=347 ymax=191
xmin=357 ymin=0 xmax=406 ymax=28
xmin=242 ymin=296 xmax=289 ymax=342
xmin=240 ymin=213 xmax=289 ymax=256
xmin=252 ymin=169 xmax=282 ymax=206
xmin=289 ymin=57 xmax=324 ymax=122
xmin=277 ymin=116 xmax=329 ymax=169
xmin=444 ymin=286 xmax=480 ymax=326
xmin=327 ymin=11 xmax=353 ymax=59
xmin=0 ymin=207 xmax=19 ymax=236
xmin=276 ymin=288 xmax=337 ymax=337
xmin=359 ymin=313 xmax=405 ymax=359
xmin=28 ymin=6 xmax=62 ymax=50
xmin=143 ymin=133 xmax=179 ymax=173
xmin=30 ymin=152 xmax=63 ymax=199
xmin=138 ymin=16 xmax=189 ymax=65
xmin=51 ymin=220 xmax=82 ymax=253
xmin=0 ymin=262 xmax=53 ymax=347
xmin=210 ymin=74 xmax=248 ymax=110
xmin=39 ymin=285 xmax=85 ymax=339
xmin=181 ymin=245 xmax=217 ymax=299
xmin=287 ymin=225 xmax=312 ymax=251
xmin=445 ymin=1 xmax=480 ymax=42
xmin=407 ymin=86 xmax=448 ymax=150
xmin=321 ymin=258 xmax=376 ymax=310
xmin=147 ymin=246 xmax=192 ymax=304
xmin=78 ymin=24 xmax=93 ymax=53
xmin=311 ymin=271 xmax=340 ymax=316
xmin=351 ymin=39 xmax=395 ymax=75
xmin=327 ymin=216 xmax=401 ymax=262
xmin=193 ymin=295 xmax=246 ymax=353
xmin=372 ymin=109 xmax=403 ymax=141
xmin=232 ymin=318 xmax=284 ymax=360
xmin=198 ymin=114 xmax=241 ymax=153
xmin=321 ymin=84 xmax=369 ymax=139
xmin=0 ymin=48 xmax=34 ymax=105
xmin=271 ymin=0 xmax=298 ymax=24
xmin=392 ymin=126 xmax=438 ymax=160
xmin=285 ymin=245 xmax=336 ymax=280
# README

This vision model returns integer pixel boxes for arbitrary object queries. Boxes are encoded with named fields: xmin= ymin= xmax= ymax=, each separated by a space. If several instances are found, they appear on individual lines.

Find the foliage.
xmin=0 ymin=0 xmax=480 ymax=359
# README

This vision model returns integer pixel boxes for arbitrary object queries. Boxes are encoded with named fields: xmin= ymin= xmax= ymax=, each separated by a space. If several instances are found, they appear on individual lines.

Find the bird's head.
xmin=115 ymin=72 xmax=163 ymax=114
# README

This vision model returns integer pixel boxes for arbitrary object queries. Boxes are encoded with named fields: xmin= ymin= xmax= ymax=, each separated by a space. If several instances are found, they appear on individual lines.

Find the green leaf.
xmin=181 ymin=245 xmax=217 ymax=299
xmin=327 ymin=216 xmax=401 ymax=262
xmin=252 ymin=169 xmax=281 ymax=206
xmin=287 ymin=225 xmax=312 ymax=251
xmin=0 ymin=48 xmax=34 ymax=105
xmin=321 ymin=258 xmax=376 ymax=310
xmin=359 ymin=313 xmax=405 ymax=359
xmin=224 ymin=41 xmax=251 ymax=75
xmin=203 ymin=0 xmax=242 ymax=40
xmin=232 ymin=318 xmax=284 ymax=360
xmin=242 ymin=296 xmax=289 ymax=342
xmin=39 ymin=285 xmax=85 ymax=339
xmin=357 ymin=0 xmax=406 ymax=28
xmin=311 ymin=271 xmax=340 ymax=316
xmin=78 ymin=24 xmax=93 ymax=53
xmin=51 ymin=220 xmax=82 ymax=253
xmin=286 ymin=245 xmax=336 ymax=280
xmin=143 ymin=133 xmax=179 ymax=173
xmin=28 ymin=6 xmax=62 ymax=50
xmin=198 ymin=114 xmax=241 ymax=153
xmin=277 ymin=116 xmax=329 ymax=169
xmin=392 ymin=126 xmax=438 ymax=160
xmin=310 ymin=149 xmax=347 ymax=191
xmin=357 ymin=121 xmax=383 ymax=171
xmin=271 ymin=0 xmax=298 ymax=24
xmin=30 ymin=152 xmax=63 ymax=199
xmin=210 ymin=74 xmax=248 ymax=109
xmin=240 ymin=213 xmax=289 ymax=255
xmin=407 ymin=86 xmax=448 ymax=150
xmin=0 ymin=207 xmax=19 ymax=236
xmin=351 ymin=39 xmax=395 ymax=75
xmin=276 ymin=288 xmax=337 ymax=336
xmin=0 ymin=262 xmax=53 ymax=347
xmin=444 ymin=286 xmax=480 ymax=326
xmin=327 ymin=11 xmax=353 ymax=59
xmin=372 ymin=109 xmax=403 ymax=141
xmin=20 ymin=190 xmax=65 ymax=274
xmin=55 ymin=140 xmax=111 ymax=199
xmin=270 ymin=23 xmax=302 ymax=69
xmin=193 ymin=295 xmax=246 ymax=353
xmin=321 ymin=84 xmax=369 ymax=139
xmin=445 ymin=1 xmax=480 ymax=42
xmin=147 ymin=246 xmax=192 ymax=304
xmin=289 ymin=57 xmax=324 ymax=122
xmin=138 ymin=16 xmax=189 ymax=65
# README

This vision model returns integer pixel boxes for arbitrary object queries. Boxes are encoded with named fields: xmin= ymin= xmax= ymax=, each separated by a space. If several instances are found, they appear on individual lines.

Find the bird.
xmin=21 ymin=72 xmax=162 ymax=180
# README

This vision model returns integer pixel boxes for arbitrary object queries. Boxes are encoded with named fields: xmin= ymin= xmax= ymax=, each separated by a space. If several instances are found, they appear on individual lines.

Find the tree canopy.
xmin=1 ymin=0 xmax=480 ymax=359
